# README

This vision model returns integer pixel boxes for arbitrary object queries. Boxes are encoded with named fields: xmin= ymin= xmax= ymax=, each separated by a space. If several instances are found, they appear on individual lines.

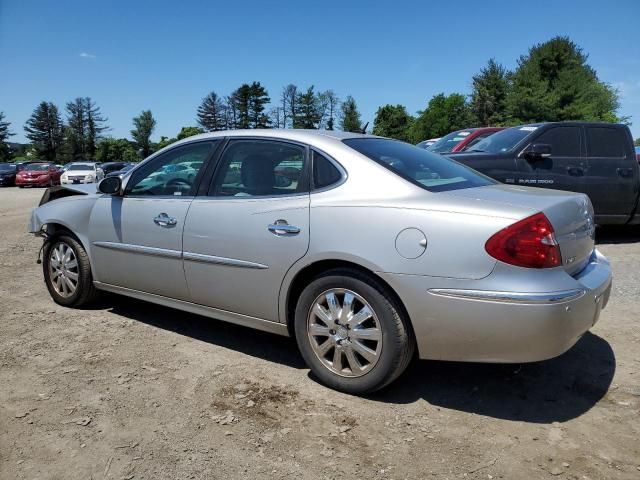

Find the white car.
xmin=60 ymin=163 xmax=104 ymax=185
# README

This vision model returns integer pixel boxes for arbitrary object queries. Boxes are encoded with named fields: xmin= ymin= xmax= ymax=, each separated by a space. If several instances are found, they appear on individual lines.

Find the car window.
xmin=461 ymin=132 xmax=494 ymax=151
xmin=313 ymin=151 xmax=342 ymax=190
xmin=534 ymin=127 xmax=581 ymax=157
xmin=210 ymin=140 xmax=308 ymax=197
xmin=126 ymin=141 xmax=215 ymax=196
xmin=344 ymin=138 xmax=495 ymax=192
xmin=24 ymin=164 xmax=51 ymax=171
xmin=67 ymin=163 xmax=95 ymax=171
xmin=587 ymin=127 xmax=625 ymax=157
xmin=468 ymin=126 xmax=536 ymax=153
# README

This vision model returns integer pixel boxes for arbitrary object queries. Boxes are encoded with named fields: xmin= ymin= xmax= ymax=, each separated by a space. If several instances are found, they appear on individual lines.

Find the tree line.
xmin=373 ymin=37 xmax=627 ymax=142
xmin=0 ymin=36 xmax=635 ymax=164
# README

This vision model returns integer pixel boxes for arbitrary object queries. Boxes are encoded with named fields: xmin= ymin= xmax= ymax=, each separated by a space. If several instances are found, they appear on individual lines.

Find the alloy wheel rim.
xmin=49 ymin=242 xmax=79 ymax=297
xmin=307 ymin=288 xmax=382 ymax=377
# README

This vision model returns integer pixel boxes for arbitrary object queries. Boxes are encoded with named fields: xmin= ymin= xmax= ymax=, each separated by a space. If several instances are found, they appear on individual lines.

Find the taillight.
xmin=485 ymin=212 xmax=562 ymax=268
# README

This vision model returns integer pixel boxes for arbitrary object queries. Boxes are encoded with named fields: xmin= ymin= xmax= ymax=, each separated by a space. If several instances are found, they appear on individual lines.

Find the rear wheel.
xmin=295 ymin=269 xmax=415 ymax=394
xmin=43 ymin=235 xmax=98 ymax=307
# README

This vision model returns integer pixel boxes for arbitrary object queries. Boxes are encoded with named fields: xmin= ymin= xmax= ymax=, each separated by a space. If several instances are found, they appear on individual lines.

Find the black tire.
xmin=43 ymin=234 xmax=98 ymax=307
xmin=294 ymin=268 xmax=415 ymax=394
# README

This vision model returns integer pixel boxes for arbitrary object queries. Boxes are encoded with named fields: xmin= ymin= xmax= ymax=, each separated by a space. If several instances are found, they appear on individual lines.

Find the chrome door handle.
xmin=268 ymin=220 xmax=300 ymax=236
xmin=154 ymin=213 xmax=178 ymax=227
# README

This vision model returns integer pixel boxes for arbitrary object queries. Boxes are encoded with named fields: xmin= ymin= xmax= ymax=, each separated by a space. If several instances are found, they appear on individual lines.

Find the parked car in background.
xmin=16 ymin=162 xmax=61 ymax=187
xmin=416 ymin=138 xmax=440 ymax=149
xmin=29 ymin=129 xmax=611 ymax=394
xmin=448 ymin=122 xmax=640 ymax=225
xmin=0 ymin=163 xmax=17 ymax=186
xmin=426 ymin=127 xmax=505 ymax=154
xmin=105 ymin=163 xmax=136 ymax=178
xmin=99 ymin=162 xmax=130 ymax=176
xmin=60 ymin=162 xmax=104 ymax=185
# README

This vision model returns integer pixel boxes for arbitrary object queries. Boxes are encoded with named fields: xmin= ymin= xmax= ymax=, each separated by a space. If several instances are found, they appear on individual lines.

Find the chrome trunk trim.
xmin=428 ymin=288 xmax=586 ymax=304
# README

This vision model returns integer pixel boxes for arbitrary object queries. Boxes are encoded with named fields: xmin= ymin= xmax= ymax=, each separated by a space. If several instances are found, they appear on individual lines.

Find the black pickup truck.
xmin=447 ymin=122 xmax=640 ymax=225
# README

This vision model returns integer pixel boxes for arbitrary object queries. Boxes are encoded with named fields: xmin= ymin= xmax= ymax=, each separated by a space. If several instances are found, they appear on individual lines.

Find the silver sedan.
xmin=28 ymin=129 xmax=612 ymax=394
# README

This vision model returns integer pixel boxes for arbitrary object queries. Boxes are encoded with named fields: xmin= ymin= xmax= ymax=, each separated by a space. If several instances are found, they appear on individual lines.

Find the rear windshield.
xmin=343 ymin=138 xmax=495 ymax=192
xmin=467 ymin=126 xmax=535 ymax=153
xmin=24 ymin=164 xmax=51 ymax=171
xmin=427 ymin=130 xmax=472 ymax=153
xmin=67 ymin=163 xmax=94 ymax=171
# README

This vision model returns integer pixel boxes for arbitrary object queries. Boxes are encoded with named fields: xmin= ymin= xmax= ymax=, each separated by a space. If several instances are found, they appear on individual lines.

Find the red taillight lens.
xmin=485 ymin=212 xmax=562 ymax=268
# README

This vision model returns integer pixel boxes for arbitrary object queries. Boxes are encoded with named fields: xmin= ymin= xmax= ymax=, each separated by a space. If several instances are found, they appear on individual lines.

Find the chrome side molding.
xmin=183 ymin=252 xmax=268 ymax=269
xmin=93 ymin=241 xmax=182 ymax=259
xmin=428 ymin=288 xmax=586 ymax=304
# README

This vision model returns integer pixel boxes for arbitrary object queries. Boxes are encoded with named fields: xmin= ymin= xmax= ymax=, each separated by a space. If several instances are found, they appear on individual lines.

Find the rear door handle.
xmin=154 ymin=213 xmax=178 ymax=227
xmin=268 ymin=220 xmax=300 ymax=236
xmin=617 ymin=167 xmax=634 ymax=178
xmin=567 ymin=166 xmax=584 ymax=176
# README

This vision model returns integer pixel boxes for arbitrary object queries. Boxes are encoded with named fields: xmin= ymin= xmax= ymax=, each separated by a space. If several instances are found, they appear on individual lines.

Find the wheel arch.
xmin=282 ymin=258 xmax=414 ymax=339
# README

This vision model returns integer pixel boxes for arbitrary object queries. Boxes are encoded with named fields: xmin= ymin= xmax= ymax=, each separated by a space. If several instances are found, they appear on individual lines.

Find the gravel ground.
xmin=1 ymin=187 xmax=639 ymax=480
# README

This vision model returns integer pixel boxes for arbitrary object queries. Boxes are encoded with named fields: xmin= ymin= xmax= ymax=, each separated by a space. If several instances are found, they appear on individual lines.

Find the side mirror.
xmin=524 ymin=143 xmax=552 ymax=161
xmin=98 ymin=176 xmax=122 ymax=195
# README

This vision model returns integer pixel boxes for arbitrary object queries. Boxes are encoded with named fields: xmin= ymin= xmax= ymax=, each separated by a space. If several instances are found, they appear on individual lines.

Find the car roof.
xmin=177 ymin=128 xmax=375 ymax=144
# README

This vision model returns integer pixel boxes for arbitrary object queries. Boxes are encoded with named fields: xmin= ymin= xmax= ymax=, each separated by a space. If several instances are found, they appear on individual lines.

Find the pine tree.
xmin=24 ymin=102 xmax=64 ymax=162
xmin=340 ymin=95 xmax=362 ymax=133
xmin=506 ymin=36 xmax=620 ymax=123
xmin=295 ymin=86 xmax=321 ymax=129
xmin=131 ymin=110 xmax=156 ymax=158
xmin=65 ymin=97 xmax=108 ymax=160
xmin=470 ymin=59 xmax=510 ymax=126
xmin=248 ymin=81 xmax=271 ymax=128
xmin=197 ymin=91 xmax=226 ymax=131
xmin=0 ymin=112 xmax=14 ymax=161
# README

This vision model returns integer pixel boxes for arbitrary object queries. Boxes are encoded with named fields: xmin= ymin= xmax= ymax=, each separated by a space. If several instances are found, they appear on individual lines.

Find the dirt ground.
xmin=1 ymin=187 xmax=639 ymax=480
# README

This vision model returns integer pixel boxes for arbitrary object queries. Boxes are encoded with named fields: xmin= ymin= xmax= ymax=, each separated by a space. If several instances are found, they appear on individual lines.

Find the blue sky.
xmin=1 ymin=0 xmax=639 ymax=143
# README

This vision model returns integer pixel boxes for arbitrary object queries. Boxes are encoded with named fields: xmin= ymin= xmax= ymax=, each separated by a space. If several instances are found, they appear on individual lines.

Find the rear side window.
xmin=587 ymin=127 xmax=625 ymax=157
xmin=344 ymin=138 xmax=495 ymax=192
xmin=313 ymin=151 xmax=342 ymax=190
xmin=534 ymin=126 xmax=581 ymax=157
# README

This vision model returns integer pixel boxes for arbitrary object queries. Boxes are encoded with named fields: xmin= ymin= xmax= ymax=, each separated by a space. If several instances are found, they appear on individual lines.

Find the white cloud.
xmin=79 ymin=52 xmax=96 ymax=59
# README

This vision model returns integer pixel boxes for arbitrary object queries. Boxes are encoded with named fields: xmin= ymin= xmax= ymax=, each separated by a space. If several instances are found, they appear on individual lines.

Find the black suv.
xmin=448 ymin=122 xmax=640 ymax=225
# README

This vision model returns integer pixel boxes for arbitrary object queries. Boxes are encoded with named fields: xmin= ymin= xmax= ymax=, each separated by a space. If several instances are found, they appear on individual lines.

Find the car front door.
xmin=517 ymin=125 xmax=585 ymax=193
xmin=583 ymin=125 xmax=639 ymax=222
xmin=183 ymin=138 xmax=310 ymax=322
xmin=89 ymin=140 xmax=218 ymax=299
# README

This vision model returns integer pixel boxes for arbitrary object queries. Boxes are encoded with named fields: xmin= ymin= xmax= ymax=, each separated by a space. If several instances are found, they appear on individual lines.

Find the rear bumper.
xmin=382 ymin=250 xmax=612 ymax=363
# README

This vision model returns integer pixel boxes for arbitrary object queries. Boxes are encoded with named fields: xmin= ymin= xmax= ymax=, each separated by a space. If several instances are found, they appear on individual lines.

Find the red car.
xmin=15 ymin=162 xmax=62 ymax=187
xmin=427 ymin=127 xmax=505 ymax=154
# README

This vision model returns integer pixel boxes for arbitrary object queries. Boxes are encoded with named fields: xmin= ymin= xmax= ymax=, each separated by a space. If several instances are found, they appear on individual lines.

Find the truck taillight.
xmin=485 ymin=212 xmax=562 ymax=268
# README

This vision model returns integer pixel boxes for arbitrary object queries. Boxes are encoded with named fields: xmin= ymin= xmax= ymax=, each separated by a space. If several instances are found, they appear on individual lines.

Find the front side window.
xmin=534 ymin=127 xmax=581 ymax=157
xmin=210 ymin=140 xmax=307 ymax=197
xmin=427 ymin=130 xmax=472 ymax=153
xmin=126 ymin=141 xmax=215 ymax=196
xmin=344 ymin=138 xmax=495 ymax=192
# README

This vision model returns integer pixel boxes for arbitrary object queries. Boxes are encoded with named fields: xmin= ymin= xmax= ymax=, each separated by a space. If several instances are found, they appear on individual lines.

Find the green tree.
xmin=506 ymin=36 xmax=621 ymax=123
xmin=131 ymin=110 xmax=156 ymax=158
xmin=634 ymin=137 xmax=640 ymax=147
xmin=319 ymin=90 xmax=339 ymax=130
xmin=197 ymin=91 xmax=226 ymax=131
xmin=470 ymin=59 xmax=510 ymax=126
xmin=96 ymin=138 xmax=138 ymax=162
xmin=372 ymin=104 xmax=414 ymax=141
xmin=0 ymin=112 xmax=14 ymax=161
xmin=340 ymin=95 xmax=362 ymax=132
xmin=154 ymin=136 xmax=177 ymax=150
xmin=24 ymin=102 xmax=64 ymax=162
xmin=295 ymin=86 xmax=321 ymax=129
xmin=176 ymin=126 xmax=204 ymax=140
xmin=65 ymin=97 xmax=108 ymax=160
xmin=229 ymin=82 xmax=271 ymax=129
xmin=411 ymin=93 xmax=473 ymax=141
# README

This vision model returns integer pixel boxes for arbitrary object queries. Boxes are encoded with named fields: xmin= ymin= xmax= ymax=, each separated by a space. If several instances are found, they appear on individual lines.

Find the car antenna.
xmin=361 ymin=122 xmax=369 ymax=134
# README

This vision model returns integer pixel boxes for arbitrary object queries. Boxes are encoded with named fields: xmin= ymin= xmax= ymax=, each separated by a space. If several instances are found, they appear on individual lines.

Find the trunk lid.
xmin=445 ymin=184 xmax=595 ymax=275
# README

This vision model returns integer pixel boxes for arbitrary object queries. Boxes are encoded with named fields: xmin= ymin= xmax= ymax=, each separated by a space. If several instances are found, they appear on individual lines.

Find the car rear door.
xmin=583 ymin=125 xmax=639 ymax=223
xmin=88 ymin=140 xmax=219 ymax=299
xmin=182 ymin=138 xmax=310 ymax=322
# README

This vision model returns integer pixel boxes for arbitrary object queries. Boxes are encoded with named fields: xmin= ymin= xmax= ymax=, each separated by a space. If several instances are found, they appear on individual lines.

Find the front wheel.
xmin=294 ymin=269 xmax=415 ymax=394
xmin=43 ymin=235 xmax=98 ymax=307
